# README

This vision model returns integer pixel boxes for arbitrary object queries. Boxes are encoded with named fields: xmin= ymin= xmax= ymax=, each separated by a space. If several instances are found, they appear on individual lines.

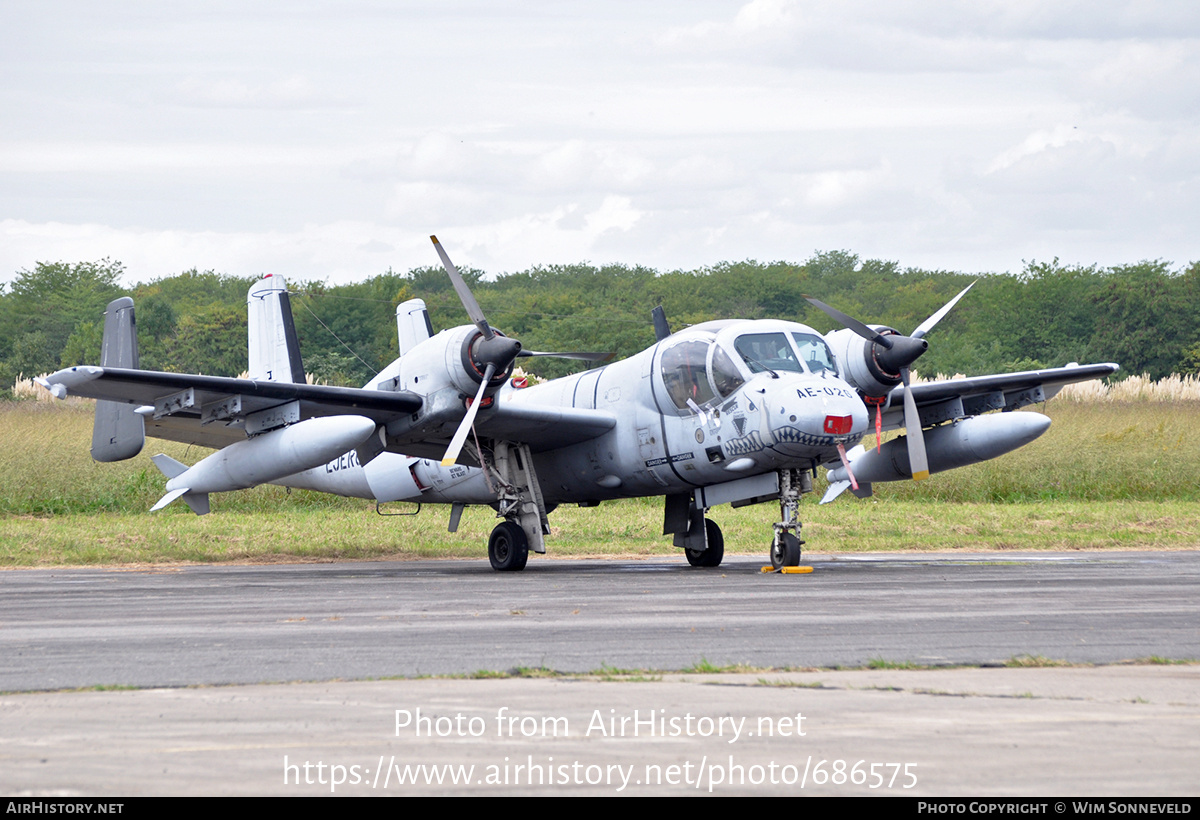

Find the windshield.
xmin=734 ymin=333 xmax=803 ymax=375
xmin=792 ymin=332 xmax=838 ymax=375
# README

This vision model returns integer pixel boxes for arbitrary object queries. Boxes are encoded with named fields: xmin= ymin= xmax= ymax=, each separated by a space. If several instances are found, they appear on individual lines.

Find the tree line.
xmin=2 ymin=252 xmax=1198 ymax=395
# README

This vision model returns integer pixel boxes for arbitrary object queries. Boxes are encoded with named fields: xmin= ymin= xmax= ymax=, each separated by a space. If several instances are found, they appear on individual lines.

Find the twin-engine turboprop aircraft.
xmin=40 ymin=237 xmax=1118 ymax=571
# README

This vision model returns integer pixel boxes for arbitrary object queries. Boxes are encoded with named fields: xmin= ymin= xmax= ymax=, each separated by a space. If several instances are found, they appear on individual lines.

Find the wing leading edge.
xmin=39 ymin=365 xmax=423 ymax=451
xmin=878 ymin=362 xmax=1120 ymax=431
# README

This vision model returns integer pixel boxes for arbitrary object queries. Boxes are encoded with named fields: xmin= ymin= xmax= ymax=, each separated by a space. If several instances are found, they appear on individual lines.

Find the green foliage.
xmin=291 ymin=271 xmax=411 ymax=384
xmin=0 ymin=259 xmax=124 ymax=386
xmin=160 ymin=305 xmax=247 ymax=376
xmin=3 ymin=252 xmax=1200 ymax=387
xmin=1182 ymin=341 xmax=1200 ymax=376
xmin=60 ymin=320 xmax=103 ymax=367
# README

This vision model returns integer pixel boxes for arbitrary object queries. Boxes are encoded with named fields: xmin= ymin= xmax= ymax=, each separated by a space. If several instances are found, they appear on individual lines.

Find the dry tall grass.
xmin=1056 ymin=373 xmax=1200 ymax=402
xmin=11 ymin=374 xmax=81 ymax=403
xmin=910 ymin=371 xmax=1200 ymax=402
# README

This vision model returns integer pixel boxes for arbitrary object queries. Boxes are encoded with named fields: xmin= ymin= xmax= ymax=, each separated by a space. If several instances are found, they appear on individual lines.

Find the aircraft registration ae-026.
xmin=39 ymin=237 xmax=1119 ymax=571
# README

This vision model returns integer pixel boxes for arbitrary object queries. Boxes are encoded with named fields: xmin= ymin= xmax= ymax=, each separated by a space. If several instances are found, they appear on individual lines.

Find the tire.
xmin=488 ymin=521 xmax=529 ymax=571
xmin=685 ymin=518 xmax=725 ymax=568
xmin=770 ymin=532 xmax=801 ymax=569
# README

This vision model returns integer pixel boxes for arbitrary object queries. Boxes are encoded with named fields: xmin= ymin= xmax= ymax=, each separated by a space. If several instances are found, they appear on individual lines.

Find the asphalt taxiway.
xmin=3 ymin=552 xmax=1198 ymax=796
xmin=2 ymin=552 xmax=1198 ymax=690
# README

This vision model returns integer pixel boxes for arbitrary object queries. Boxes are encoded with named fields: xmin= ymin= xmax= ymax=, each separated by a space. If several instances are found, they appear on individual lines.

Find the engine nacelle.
xmin=826 ymin=326 xmax=907 ymax=399
xmin=398 ymin=324 xmax=517 ymax=398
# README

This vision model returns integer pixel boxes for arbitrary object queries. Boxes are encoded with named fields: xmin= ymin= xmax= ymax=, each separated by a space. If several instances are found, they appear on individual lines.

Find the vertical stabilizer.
xmin=91 ymin=297 xmax=145 ymax=462
xmin=396 ymin=298 xmax=433 ymax=355
xmin=652 ymin=305 xmax=672 ymax=341
xmin=247 ymin=275 xmax=305 ymax=382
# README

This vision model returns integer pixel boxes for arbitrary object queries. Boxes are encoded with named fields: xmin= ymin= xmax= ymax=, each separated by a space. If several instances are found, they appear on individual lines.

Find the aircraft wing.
xmin=878 ymin=362 xmax=1120 ymax=431
xmin=39 ymin=365 xmax=423 ymax=451
xmin=473 ymin=401 xmax=616 ymax=452
xmin=376 ymin=393 xmax=618 ymax=462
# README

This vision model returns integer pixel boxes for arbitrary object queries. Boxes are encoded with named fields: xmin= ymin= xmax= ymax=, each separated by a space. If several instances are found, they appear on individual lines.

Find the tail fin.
xmin=651 ymin=305 xmax=672 ymax=341
xmin=91 ymin=297 xmax=146 ymax=463
xmin=247 ymin=274 xmax=305 ymax=382
xmin=396 ymin=298 xmax=433 ymax=355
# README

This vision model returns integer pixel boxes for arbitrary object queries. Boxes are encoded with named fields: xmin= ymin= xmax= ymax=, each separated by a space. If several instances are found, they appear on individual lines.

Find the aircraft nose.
xmin=765 ymin=378 xmax=868 ymax=453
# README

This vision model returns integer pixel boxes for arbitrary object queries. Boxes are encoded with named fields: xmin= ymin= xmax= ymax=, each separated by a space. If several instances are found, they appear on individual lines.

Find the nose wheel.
xmin=771 ymin=532 xmax=802 ymax=569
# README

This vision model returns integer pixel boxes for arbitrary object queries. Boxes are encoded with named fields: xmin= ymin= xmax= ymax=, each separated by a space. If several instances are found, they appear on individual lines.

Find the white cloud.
xmin=2 ymin=1 xmax=1199 ymax=290
xmin=733 ymin=0 xmax=798 ymax=32
xmin=985 ymin=125 xmax=1092 ymax=174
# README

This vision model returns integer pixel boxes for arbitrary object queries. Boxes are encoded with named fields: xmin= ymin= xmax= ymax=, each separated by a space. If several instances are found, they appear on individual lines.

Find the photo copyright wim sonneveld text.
xmin=281 ymin=707 xmax=918 ymax=792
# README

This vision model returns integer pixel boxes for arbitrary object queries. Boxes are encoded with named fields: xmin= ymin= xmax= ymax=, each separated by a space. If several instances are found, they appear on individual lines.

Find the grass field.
xmin=2 ymin=397 xmax=1198 ymax=566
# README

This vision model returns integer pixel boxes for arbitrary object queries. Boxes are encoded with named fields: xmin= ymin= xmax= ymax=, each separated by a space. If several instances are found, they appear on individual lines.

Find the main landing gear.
xmin=488 ymin=520 xmax=529 ymax=571
xmin=665 ymin=493 xmax=725 ymax=568
xmin=685 ymin=519 xmax=725 ymax=568
xmin=480 ymin=441 xmax=549 ymax=572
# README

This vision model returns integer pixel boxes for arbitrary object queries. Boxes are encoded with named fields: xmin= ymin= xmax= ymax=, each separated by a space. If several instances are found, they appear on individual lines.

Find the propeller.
xmin=441 ymin=361 xmax=496 ymax=467
xmin=430 ymin=236 xmax=611 ymax=466
xmin=805 ymin=281 xmax=975 ymax=482
xmin=517 ymin=349 xmax=612 ymax=362
xmin=431 ymin=235 xmax=494 ymax=341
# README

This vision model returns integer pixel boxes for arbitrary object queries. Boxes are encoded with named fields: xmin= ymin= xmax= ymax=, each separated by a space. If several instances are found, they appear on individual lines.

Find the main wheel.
xmin=770 ymin=532 xmax=801 ymax=569
xmin=488 ymin=521 xmax=529 ymax=571
xmin=685 ymin=518 xmax=725 ymax=568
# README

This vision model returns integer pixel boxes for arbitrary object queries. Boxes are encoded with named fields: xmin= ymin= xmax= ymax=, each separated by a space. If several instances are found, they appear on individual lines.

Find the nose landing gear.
xmin=771 ymin=468 xmax=811 ymax=569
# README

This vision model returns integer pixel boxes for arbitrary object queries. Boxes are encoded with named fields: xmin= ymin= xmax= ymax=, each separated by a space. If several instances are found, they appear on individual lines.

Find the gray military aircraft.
xmin=39 ymin=237 xmax=1118 ymax=571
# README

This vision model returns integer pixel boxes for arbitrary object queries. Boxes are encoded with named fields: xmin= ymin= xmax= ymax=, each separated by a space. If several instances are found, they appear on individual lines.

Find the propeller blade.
xmin=804 ymin=295 xmax=894 ymax=349
xmin=900 ymin=368 xmax=929 ymax=481
xmin=441 ymin=362 xmax=496 ymax=467
xmin=431 ymin=235 xmax=493 ymax=341
xmin=911 ymin=281 xmax=976 ymax=340
xmin=517 ymin=349 xmax=613 ymax=362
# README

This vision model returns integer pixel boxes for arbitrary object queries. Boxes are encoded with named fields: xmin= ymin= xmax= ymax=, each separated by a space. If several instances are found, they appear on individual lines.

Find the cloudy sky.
xmin=2 ymin=0 xmax=1198 ymax=287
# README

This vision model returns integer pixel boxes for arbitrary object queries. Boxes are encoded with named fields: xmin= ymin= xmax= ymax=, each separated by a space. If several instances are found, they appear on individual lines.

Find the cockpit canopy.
xmin=660 ymin=338 xmax=744 ymax=410
xmin=658 ymin=326 xmax=838 ymax=411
